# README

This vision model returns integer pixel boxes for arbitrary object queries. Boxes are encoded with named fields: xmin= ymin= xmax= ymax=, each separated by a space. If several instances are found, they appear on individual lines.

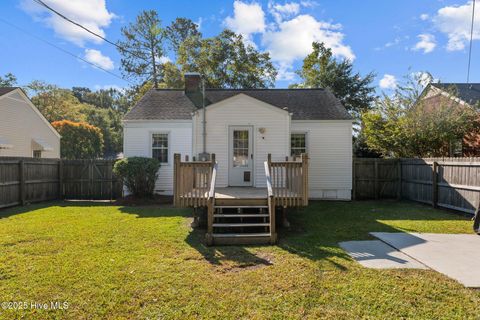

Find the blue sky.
xmin=0 ymin=0 xmax=478 ymax=91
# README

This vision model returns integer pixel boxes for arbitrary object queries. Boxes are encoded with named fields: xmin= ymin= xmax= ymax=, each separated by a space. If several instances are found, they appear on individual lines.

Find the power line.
xmin=0 ymin=17 xmax=132 ymax=84
xmin=32 ymin=0 xmax=147 ymax=62
xmin=32 ymin=0 xmax=118 ymax=48
xmin=467 ymin=0 xmax=476 ymax=83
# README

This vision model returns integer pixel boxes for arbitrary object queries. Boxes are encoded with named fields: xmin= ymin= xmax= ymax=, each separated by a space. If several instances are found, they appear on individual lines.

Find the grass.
xmin=0 ymin=200 xmax=479 ymax=319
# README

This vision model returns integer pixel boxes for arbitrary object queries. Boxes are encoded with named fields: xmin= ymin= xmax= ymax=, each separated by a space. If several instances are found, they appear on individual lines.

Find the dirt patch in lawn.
xmin=214 ymin=251 xmax=274 ymax=273
xmin=114 ymin=195 xmax=173 ymax=207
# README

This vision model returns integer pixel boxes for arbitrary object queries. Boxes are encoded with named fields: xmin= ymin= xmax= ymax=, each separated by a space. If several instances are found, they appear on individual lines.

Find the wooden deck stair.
xmin=173 ymin=153 xmax=309 ymax=246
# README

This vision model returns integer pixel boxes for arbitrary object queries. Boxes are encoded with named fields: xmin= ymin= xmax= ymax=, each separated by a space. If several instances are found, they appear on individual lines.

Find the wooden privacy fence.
xmin=0 ymin=157 xmax=122 ymax=209
xmin=354 ymin=158 xmax=480 ymax=214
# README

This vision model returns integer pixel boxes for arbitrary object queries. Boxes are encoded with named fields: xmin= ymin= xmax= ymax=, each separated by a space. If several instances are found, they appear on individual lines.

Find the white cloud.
xmin=268 ymin=1 xmax=300 ymax=23
xmin=158 ymin=56 xmax=172 ymax=64
xmin=412 ymin=71 xmax=435 ymax=87
xmin=379 ymin=74 xmax=397 ymax=90
xmin=84 ymin=49 xmax=114 ymax=70
xmin=94 ymin=84 xmax=124 ymax=92
xmin=413 ymin=33 xmax=437 ymax=53
xmin=420 ymin=13 xmax=429 ymax=21
xmin=21 ymin=0 xmax=115 ymax=47
xmin=262 ymin=14 xmax=355 ymax=64
xmin=224 ymin=1 xmax=265 ymax=41
xmin=433 ymin=1 xmax=480 ymax=51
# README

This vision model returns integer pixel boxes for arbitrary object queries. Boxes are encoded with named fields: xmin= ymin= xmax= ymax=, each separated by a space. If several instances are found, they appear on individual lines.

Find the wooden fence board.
xmin=0 ymin=158 xmax=122 ymax=209
xmin=354 ymin=157 xmax=480 ymax=214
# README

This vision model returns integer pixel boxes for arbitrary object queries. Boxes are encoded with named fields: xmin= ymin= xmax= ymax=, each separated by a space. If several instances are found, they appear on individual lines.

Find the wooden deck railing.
xmin=173 ymin=153 xmax=216 ymax=208
xmin=266 ymin=153 xmax=309 ymax=207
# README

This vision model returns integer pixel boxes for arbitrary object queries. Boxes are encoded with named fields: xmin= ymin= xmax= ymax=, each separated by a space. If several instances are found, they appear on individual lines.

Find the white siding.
xmin=291 ymin=120 xmax=352 ymax=200
xmin=192 ymin=94 xmax=290 ymax=187
xmin=123 ymin=121 xmax=192 ymax=194
xmin=0 ymin=90 xmax=60 ymax=158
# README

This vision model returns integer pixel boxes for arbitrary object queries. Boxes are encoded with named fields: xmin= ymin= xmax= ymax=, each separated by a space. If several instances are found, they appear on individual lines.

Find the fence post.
xmin=19 ymin=160 xmax=25 ymax=206
xmin=58 ymin=159 xmax=64 ymax=200
xmin=432 ymin=161 xmax=438 ymax=208
xmin=397 ymin=159 xmax=402 ymax=200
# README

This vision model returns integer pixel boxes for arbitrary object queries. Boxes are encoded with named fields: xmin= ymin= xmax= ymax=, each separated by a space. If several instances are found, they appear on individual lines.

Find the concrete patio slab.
xmin=371 ymin=232 xmax=480 ymax=288
xmin=339 ymin=240 xmax=428 ymax=269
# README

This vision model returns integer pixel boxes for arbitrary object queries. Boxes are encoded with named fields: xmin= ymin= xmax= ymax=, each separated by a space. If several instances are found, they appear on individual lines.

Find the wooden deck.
xmin=215 ymin=187 xmax=267 ymax=199
xmin=173 ymin=153 xmax=309 ymax=245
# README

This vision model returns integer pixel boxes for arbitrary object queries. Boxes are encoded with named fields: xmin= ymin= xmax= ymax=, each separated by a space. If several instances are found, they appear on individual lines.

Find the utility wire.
xmin=0 ymin=17 xmax=133 ymax=84
xmin=467 ymin=0 xmax=476 ymax=83
xmin=32 ymin=0 xmax=147 ymax=62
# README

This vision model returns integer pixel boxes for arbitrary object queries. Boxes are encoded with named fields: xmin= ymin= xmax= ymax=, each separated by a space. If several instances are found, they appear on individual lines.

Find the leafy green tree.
xmin=27 ymin=81 xmax=87 ymax=122
xmin=80 ymin=105 xmax=123 ymax=158
xmin=0 ymin=73 xmax=17 ymax=87
xmin=178 ymin=29 xmax=277 ymax=88
xmin=361 ymin=74 xmax=478 ymax=157
xmin=117 ymin=10 xmax=165 ymax=88
xmin=165 ymin=17 xmax=201 ymax=56
xmin=52 ymin=120 xmax=104 ymax=159
xmin=291 ymin=42 xmax=376 ymax=118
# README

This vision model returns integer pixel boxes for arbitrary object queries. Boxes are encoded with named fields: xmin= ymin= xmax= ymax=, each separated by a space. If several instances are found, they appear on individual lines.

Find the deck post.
xmin=302 ymin=153 xmax=309 ymax=206
xmin=173 ymin=153 xmax=181 ymax=207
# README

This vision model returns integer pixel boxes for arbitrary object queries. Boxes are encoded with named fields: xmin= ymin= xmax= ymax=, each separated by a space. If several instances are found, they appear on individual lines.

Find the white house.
xmin=0 ymin=87 xmax=60 ymax=158
xmin=123 ymin=73 xmax=353 ymax=200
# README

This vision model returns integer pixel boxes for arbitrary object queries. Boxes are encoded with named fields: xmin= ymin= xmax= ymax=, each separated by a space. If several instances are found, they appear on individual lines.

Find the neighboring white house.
xmin=0 ymin=87 xmax=60 ymax=158
xmin=123 ymin=74 xmax=353 ymax=200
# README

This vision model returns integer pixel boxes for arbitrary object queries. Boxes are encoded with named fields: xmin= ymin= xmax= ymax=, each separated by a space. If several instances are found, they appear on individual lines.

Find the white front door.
xmin=228 ymin=126 xmax=254 ymax=186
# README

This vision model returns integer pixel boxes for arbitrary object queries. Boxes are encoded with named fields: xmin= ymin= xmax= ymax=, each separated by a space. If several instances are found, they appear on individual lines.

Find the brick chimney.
xmin=184 ymin=72 xmax=202 ymax=94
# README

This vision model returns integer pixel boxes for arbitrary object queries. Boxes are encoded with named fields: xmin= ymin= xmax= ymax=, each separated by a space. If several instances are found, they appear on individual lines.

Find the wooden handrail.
xmin=264 ymin=161 xmax=273 ymax=198
xmin=208 ymin=163 xmax=218 ymax=200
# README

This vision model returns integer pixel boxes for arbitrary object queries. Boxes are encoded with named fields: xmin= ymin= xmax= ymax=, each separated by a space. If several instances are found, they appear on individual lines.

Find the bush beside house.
xmin=113 ymin=157 xmax=160 ymax=198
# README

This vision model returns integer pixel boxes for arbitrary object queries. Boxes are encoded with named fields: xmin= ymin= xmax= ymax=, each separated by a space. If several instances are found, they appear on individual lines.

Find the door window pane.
xmin=233 ymin=130 xmax=249 ymax=167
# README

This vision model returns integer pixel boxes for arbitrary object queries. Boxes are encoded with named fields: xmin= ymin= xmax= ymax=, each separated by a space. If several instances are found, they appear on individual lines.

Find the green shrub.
xmin=113 ymin=157 xmax=160 ymax=198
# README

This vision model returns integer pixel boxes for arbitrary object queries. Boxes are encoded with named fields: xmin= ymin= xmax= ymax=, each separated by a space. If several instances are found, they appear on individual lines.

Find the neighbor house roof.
xmin=124 ymin=88 xmax=352 ymax=121
xmin=430 ymin=83 xmax=480 ymax=106
xmin=0 ymin=87 xmax=18 ymax=97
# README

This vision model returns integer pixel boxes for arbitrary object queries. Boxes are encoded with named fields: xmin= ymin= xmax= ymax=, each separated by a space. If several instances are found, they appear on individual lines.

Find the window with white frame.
xmin=291 ymin=133 xmax=307 ymax=157
xmin=152 ymin=133 xmax=169 ymax=163
xmin=33 ymin=150 xmax=42 ymax=158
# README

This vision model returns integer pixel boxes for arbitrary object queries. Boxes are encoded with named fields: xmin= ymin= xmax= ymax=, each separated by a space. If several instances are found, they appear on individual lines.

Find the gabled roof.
xmin=0 ymin=87 xmax=61 ymax=138
xmin=0 ymin=87 xmax=18 ymax=97
xmin=124 ymin=88 xmax=352 ymax=121
xmin=430 ymin=83 xmax=480 ymax=106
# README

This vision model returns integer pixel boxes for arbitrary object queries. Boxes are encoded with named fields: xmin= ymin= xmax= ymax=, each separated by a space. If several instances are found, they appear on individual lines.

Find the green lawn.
xmin=0 ymin=201 xmax=479 ymax=319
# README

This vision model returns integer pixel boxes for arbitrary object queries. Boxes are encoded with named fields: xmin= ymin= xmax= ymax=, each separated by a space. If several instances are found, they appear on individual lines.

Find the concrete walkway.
xmin=371 ymin=232 xmax=480 ymax=288
xmin=339 ymin=240 xmax=427 ymax=269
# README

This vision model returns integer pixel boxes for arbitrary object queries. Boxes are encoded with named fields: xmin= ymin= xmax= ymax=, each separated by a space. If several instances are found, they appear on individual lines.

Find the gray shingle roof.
xmin=431 ymin=83 xmax=480 ymax=106
xmin=124 ymin=88 xmax=352 ymax=121
xmin=0 ymin=87 xmax=17 ymax=97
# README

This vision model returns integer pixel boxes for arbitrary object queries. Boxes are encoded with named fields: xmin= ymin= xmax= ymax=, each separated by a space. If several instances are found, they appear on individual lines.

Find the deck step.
xmin=212 ymin=233 xmax=271 ymax=238
xmin=212 ymin=223 xmax=270 ymax=227
xmin=214 ymin=214 xmax=269 ymax=218
xmin=214 ymin=205 xmax=268 ymax=209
